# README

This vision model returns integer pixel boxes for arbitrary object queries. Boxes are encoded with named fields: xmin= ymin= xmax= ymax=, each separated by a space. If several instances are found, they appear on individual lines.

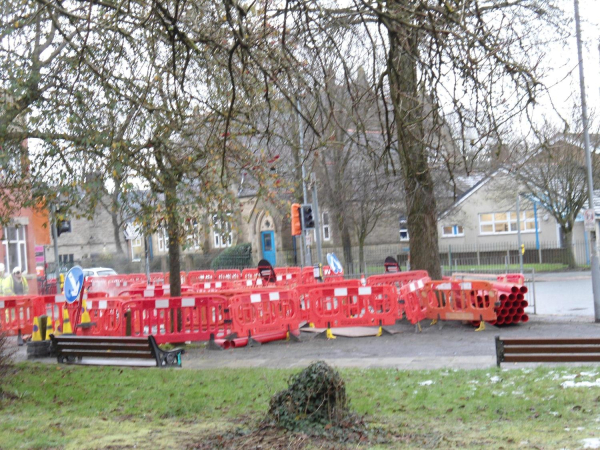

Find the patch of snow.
xmin=419 ymin=380 xmax=434 ymax=386
xmin=490 ymin=376 xmax=502 ymax=383
xmin=581 ymin=438 xmax=600 ymax=449
xmin=562 ymin=379 xmax=600 ymax=388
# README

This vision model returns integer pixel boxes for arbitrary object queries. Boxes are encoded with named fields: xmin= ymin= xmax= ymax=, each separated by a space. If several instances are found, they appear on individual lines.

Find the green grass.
xmin=2 ymin=363 xmax=600 ymax=448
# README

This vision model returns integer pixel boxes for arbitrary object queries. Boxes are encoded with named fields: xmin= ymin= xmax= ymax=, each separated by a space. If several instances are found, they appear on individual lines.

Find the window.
xmin=131 ymin=237 xmax=143 ymax=262
xmin=442 ymin=225 xmax=464 ymax=237
xmin=58 ymin=254 xmax=74 ymax=271
xmin=2 ymin=225 xmax=28 ymax=273
xmin=157 ymin=227 xmax=168 ymax=252
xmin=399 ymin=219 xmax=409 ymax=241
xmin=186 ymin=220 xmax=200 ymax=250
xmin=479 ymin=211 xmax=536 ymax=235
xmin=213 ymin=215 xmax=232 ymax=248
xmin=322 ymin=211 xmax=331 ymax=241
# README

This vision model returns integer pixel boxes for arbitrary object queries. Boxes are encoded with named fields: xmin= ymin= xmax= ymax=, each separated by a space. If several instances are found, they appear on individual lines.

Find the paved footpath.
xmin=13 ymin=314 xmax=600 ymax=371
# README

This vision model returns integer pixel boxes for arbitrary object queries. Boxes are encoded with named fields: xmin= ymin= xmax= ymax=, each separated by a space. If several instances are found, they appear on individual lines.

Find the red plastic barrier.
xmin=187 ymin=270 xmax=215 ymax=285
xmin=215 ymin=269 xmax=241 ymax=281
xmin=0 ymin=297 xmax=36 ymax=335
xmin=367 ymin=270 xmax=429 ymax=318
xmin=225 ymin=289 xmax=300 ymax=347
xmin=296 ymin=280 xmax=360 ymax=322
xmin=274 ymin=271 xmax=301 ymax=287
xmin=241 ymin=268 xmax=259 ymax=280
xmin=301 ymin=266 xmax=344 ymax=285
xmin=83 ymin=297 xmax=129 ymax=336
xmin=420 ymin=280 xmax=498 ymax=322
xmin=190 ymin=281 xmax=235 ymax=293
xmin=120 ymin=295 xmax=233 ymax=344
xmin=304 ymin=284 xmax=398 ymax=328
xmin=399 ymin=278 xmax=430 ymax=324
xmin=497 ymin=273 xmax=525 ymax=286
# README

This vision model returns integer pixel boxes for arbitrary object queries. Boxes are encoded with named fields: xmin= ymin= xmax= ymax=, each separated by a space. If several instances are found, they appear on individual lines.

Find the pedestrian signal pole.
xmin=297 ymin=97 xmax=311 ymax=266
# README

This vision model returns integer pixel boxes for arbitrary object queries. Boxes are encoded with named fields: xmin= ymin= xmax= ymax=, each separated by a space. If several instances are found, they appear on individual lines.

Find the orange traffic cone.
xmin=31 ymin=317 xmax=42 ymax=342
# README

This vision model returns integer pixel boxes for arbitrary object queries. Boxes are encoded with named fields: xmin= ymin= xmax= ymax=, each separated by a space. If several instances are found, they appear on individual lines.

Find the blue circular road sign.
xmin=327 ymin=253 xmax=343 ymax=274
xmin=64 ymin=266 xmax=84 ymax=304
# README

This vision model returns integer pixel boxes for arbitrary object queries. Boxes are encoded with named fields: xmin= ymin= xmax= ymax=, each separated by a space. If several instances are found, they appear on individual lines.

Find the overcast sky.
xmin=536 ymin=0 xmax=600 ymax=129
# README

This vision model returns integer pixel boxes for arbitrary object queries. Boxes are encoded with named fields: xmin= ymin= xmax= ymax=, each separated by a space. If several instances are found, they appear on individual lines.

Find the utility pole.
xmin=574 ymin=0 xmax=600 ymax=322
xmin=516 ymin=194 xmax=524 ymax=274
xmin=51 ymin=203 xmax=60 ymax=281
xmin=312 ymin=174 xmax=323 ymax=264
xmin=297 ymin=97 xmax=311 ymax=266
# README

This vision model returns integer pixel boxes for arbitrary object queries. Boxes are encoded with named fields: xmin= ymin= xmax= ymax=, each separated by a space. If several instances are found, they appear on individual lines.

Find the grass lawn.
xmin=2 ymin=363 xmax=600 ymax=449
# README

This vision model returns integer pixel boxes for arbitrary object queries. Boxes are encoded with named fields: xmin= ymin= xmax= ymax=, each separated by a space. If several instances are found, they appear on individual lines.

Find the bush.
xmin=210 ymin=243 xmax=252 ymax=270
xmin=266 ymin=361 xmax=352 ymax=433
xmin=0 ymin=332 xmax=15 ymax=401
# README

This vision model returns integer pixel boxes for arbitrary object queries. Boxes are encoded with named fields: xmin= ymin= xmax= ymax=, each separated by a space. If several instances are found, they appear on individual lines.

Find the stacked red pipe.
xmin=471 ymin=275 xmax=529 ymax=327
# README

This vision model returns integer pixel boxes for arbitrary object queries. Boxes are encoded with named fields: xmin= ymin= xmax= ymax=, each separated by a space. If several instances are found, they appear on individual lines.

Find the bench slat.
xmin=501 ymin=338 xmax=600 ymax=345
xmin=53 ymin=336 xmax=149 ymax=344
xmin=55 ymin=343 xmax=151 ymax=352
xmin=503 ymin=355 xmax=600 ymax=363
xmin=504 ymin=346 xmax=600 ymax=354
xmin=60 ymin=350 xmax=156 ymax=359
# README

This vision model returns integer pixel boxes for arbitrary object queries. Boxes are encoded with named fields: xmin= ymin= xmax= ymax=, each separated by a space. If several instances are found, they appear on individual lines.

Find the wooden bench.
xmin=496 ymin=336 xmax=600 ymax=367
xmin=50 ymin=335 xmax=185 ymax=368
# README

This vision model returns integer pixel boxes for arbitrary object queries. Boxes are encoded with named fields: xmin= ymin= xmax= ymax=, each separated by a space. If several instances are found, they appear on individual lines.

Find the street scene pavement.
xmin=12 ymin=271 xmax=600 ymax=371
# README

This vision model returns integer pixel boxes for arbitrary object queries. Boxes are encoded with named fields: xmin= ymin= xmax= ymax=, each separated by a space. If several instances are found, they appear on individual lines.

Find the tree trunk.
xmin=358 ymin=236 xmax=365 ymax=275
xmin=110 ymin=188 xmax=126 ymax=256
xmin=334 ymin=208 xmax=353 ymax=274
xmin=165 ymin=179 xmax=182 ymax=296
xmin=386 ymin=3 xmax=441 ymax=279
xmin=563 ymin=227 xmax=577 ymax=269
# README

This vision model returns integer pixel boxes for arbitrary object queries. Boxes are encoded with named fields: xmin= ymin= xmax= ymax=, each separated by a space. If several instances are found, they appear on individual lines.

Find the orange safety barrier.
xmin=86 ymin=275 xmax=133 ymax=297
xmin=241 ymin=268 xmax=259 ymax=280
xmin=120 ymin=295 xmax=233 ymax=344
xmin=274 ymin=271 xmax=301 ymax=287
xmin=304 ymin=284 xmax=398 ymax=328
xmin=225 ymin=289 xmax=300 ymax=347
xmin=295 ymin=280 xmax=360 ymax=322
xmin=82 ymin=297 xmax=128 ymax=336
xmin=301 ymin=265 xmax=345 ymax=285
xmin=0 ymin=297 xmax=36 ymax=336
xmin=215 ymin=269 xmax=241 ymax=281
xmin=497 ymin=273 xmax=525 ymax=286
xmin=187 ymin=270 xmax=215 ymax=285
xmin=190 ymin=281 xmax=235 ymax=293
xmin=127 ymin=273 xmax=150 ymax=284
xmin=367 ymin=270 xmax=429 ymax=318
xmin=398 ymin=278 xmax=430 ymax=324
xmin=164 ymin=272 xmax=187 ymax=285
xmin=419 ymin=280 xmax=498 ymax=322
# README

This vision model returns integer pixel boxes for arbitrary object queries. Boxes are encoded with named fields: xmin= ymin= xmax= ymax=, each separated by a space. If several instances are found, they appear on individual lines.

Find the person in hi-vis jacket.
xmin=3 ymin=266 xmax=29 ymax=296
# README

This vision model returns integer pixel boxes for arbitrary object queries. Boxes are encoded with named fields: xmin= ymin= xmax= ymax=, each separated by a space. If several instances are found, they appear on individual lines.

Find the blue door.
xmin=261 ymin=231 xmax=276 ymax=266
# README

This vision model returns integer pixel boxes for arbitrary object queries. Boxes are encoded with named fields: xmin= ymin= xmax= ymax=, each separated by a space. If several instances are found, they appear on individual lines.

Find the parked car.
xmin=82 ymin=267 xmax=118 ymax=277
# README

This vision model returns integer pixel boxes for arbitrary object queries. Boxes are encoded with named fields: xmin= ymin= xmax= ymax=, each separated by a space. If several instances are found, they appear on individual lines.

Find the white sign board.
xmin=584 ymin=209 xmax=596 ymax=231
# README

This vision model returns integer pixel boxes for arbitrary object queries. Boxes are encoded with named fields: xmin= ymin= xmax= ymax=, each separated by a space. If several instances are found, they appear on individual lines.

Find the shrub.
xmin=210 ymin=243 xmax=252 ymax=270
xmin=266 ymin=361 xmax=351 ymax=433
xmin=0 ymin=332 xmax=15 ymax=401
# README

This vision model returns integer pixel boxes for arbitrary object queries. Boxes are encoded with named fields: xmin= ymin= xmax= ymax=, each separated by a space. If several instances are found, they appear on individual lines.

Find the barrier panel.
xmin=274 ymin=272 xmax=301 ymax=287
xmin=187 ymin=270 xmax=215 ymax=285
xmin=215 ymin=269 xmax=241 ymax=281
xmin=0 ymin=297 xmax=36 ymax=336
xmin=301 ymin=266 xmax=344 ymax=285
xmin=83 ymin=298 xmax=129 ymax=336
xmin=127 ymin=273 xmax=149 ymax=284
xmin=497 ymin=273 xmax=525 ymax=286
xmin=304 ymin=285 xmax=398 ymax=328
xmin=241 ymin=268 xmax=259 ymax=280
xmin=164 ymin=272 xmax=187 ymax=285
xmin=367 ymin=270 xmax=429 ymax=318
xmin=120 ymin=295 xmax=233 ymax=344
xmin=149 ymin=272 xmax=166 ymax=285
xmin=419 ymin=280 xmax=498 ymax=322
xmin=296 ymin=280 xmax=360 ymax=322
xmin=190 ymin=281 xmax=235 ymax=293
xmin=226 ymin=289 xmax=300 ymax=347
xmin=87 ymin=275 xmax=133 ymax=297
xmin=398 ymin=279 xmax=430 ymax=324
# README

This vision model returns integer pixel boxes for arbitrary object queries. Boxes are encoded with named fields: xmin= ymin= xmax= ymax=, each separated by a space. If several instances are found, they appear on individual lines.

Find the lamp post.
xmin=574 ymin=0 xmax=600 ymax=322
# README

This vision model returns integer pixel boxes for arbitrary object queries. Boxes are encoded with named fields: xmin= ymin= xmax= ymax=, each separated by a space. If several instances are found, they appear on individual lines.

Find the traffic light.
xmin=57 ymin=220 xmax=71 ymax=236
xmin=301 ymin=204 xmax=315 ymax=229
xmin=291 ymin=203 xmax=302 ymax=236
